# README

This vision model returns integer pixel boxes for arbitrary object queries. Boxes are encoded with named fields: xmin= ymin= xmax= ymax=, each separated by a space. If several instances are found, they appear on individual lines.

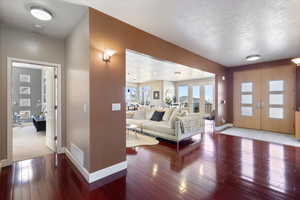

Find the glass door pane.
xmin=240 ymin=82 xmax=253 ymax=117
xmin=178 ymin=85 xmax=189 ymax=107
xmin=192 ymin=86 xmax=200 ymax=113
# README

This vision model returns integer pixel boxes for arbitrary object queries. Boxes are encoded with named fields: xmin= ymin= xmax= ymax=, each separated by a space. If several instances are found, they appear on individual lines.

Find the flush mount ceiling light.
xmin=291 ymin=57 xmax=300 ymax=66
xmin=174 ymin=72 xmax=181 ymax=76
xmin=30 ymin=7 xmax=53 ymax=21
xmin=246 ymin=55 xmax=261 ymax=62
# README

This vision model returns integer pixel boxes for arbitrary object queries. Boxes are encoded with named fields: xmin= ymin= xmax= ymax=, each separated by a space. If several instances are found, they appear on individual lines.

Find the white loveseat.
xmin=126 ymin=107 xmax=207 ymax=150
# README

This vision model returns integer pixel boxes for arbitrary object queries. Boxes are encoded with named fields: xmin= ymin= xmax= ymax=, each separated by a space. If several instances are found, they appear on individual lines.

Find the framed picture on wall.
xmin=20 ymin=98 xmax=31 ymax=107
xmin=20 ymin=74 xmax=31 ymax=83
xmin=153 ymin=91 xmax=160 ymax=99
xmin=19 ymin=87 xmax=31 ymax=95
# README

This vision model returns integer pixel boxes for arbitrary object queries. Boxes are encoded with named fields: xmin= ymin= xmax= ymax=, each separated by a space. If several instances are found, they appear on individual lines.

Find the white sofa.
xmin=126 ymin=107 xmax=207 ymax=150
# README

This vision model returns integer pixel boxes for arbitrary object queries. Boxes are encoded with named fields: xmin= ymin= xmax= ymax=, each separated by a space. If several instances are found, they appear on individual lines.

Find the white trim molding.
xmin=6 ymin=57 xmax=63 ymax=166
xmin=215 ymin=123 xmax=234 ymax=132
xmin=63 ymin=148 xmax=127 ymax=183
xmin=0 ymin=159 xmax=10 ymax=168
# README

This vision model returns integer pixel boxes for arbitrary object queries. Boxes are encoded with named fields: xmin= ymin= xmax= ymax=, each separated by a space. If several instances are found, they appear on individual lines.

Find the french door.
xmin=233 ymin=65 xmax=296 ymax=134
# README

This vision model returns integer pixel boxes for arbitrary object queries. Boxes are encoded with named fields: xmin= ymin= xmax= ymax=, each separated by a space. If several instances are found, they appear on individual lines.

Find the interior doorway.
xmin=7 ymin=58 xmax=62 ymax=163
xmin=233 ymin=65 xmax=296 ymax=134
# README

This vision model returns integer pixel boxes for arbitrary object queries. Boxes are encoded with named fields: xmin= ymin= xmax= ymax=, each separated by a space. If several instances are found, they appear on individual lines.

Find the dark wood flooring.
xmin=1 ymin=125 xmax=300 ymax=200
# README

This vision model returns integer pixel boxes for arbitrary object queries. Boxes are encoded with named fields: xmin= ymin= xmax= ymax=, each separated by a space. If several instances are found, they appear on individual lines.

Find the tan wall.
xmin=0 ymin=24 xmax=65 ymax=160
xmin=65 ymin=12 xmax=90 ymax=169
xmin=89 ymin=8 xmax=227 ymax=172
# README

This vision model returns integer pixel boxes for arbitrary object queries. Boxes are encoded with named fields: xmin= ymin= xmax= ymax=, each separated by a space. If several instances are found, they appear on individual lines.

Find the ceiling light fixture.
xmin=174 ymin=72 xmax=181 ymax=76
xmin=291 ymin=57 xmax=300 ymax=66
xmin=246 ymin=55 xmax=261 ymax=62
xmin=30 ymin=7 xmax=53 ymax=21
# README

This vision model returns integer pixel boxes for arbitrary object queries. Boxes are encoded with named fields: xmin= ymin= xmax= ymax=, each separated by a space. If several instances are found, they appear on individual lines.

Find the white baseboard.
xmin=215 ymin=123 xmax=234 ymax=132
xmin=0 ymin=159 xmax=11 ymax=168
xmin=89 ymin=160 xmax=127 ymax=183
xmin=57 ymin=147 xmax=65 ymax=154
xmin=64 ymin=148 xmax=90 ymax=181
xmin=63 ymin=148 xmax=127 ymax=183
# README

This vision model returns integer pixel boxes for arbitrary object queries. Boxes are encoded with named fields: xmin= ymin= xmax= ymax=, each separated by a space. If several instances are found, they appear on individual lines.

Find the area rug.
xmin=126 ymin=131 xmax=159 ymax=148
xmin=13 ymin=125 xmax=53 ymax=161
xmin=221 ymin=127 xmax=300 ymax=147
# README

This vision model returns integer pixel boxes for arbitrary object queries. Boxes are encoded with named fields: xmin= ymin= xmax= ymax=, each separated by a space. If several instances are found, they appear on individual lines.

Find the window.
xmin=178 ymin=85 xmax=189 ymax=104
xmin=204 ymin=85 xmax=213 ymax=104
xmin=140 ymin=86 xmax=151 ymax=105
xmin=269 ymin=107 xmax=283 ymax=119
xmin=126 ymin=87 xmax=138 ymax=103
xmin=192 ymin=86 xmax=200 ymax=113
xmin=268 ymin=80 xmax=284 ymax=119
xmin=269 ymin=94 xmax=283 ymax=105
xmin=241 ymin=94 xmax=252 ymax=104
xmin=241 ymin=106 xmax=253 ymax=117
xmin=240 ymin=82 xmax=253 ymax=117
xmin=269 ymin=80 xmax=284 ymax=92
xmin=241 ymin=82 xmax=252 ymax=92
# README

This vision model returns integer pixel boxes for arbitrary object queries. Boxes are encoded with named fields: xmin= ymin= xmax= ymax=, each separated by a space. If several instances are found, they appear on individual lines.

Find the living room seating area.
xmin=127 ymin=106 xmax=207 ymax=149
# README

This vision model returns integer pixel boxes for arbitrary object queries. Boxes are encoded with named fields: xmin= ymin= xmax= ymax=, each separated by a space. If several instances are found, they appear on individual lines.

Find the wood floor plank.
xmin=0 ymin=129 xmax=299 ymax=200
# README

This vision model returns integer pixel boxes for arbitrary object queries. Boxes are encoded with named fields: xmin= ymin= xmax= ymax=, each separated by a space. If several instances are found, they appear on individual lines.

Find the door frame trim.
xmin=6 ymin=57 xmax=62 ymax=166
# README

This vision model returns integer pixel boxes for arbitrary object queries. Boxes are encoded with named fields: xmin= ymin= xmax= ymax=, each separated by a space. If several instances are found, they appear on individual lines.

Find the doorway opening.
xmin=8 ymin=58 xmax=61 ymax=162
xmin=125 ymin=49 xmax=216 ymax=146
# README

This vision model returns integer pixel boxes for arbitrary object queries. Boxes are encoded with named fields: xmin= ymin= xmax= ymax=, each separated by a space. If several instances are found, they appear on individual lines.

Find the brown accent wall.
xmin=89 ymin=8 xmax=227 ymax=172
xmin=226 ymin=59 xmax=299 ymax=123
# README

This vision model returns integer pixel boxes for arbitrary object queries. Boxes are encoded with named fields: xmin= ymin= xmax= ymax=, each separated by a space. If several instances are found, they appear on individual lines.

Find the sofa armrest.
xmin=175 ymin=115 xmax=205 ymax=138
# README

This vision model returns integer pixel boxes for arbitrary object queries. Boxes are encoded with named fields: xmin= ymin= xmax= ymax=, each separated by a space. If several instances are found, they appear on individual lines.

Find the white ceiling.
xmin=126 ymin=50 xmax=214 ymax=83
xmin=0 ymin=0 xmax=87 ymax=39
xmin=64 ymin=0 xmax=300 ymax=66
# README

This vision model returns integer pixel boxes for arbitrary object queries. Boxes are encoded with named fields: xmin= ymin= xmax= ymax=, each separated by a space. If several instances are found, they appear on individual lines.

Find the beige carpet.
xmin=126 ymin=131 xmax=159 ymax=148
xmin=13 ymin=125 xmax=53 ymax=162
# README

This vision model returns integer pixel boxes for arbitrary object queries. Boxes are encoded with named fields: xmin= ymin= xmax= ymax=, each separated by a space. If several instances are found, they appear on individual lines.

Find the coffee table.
xmin=126 ymin=124 xmax=139 ymax=138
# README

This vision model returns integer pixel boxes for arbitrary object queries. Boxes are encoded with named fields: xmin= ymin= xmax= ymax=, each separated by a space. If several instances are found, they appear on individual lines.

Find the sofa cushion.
xmin=133 ymin=109 xmax=146 ymax=120
xmin=145 ymin=107 xmax=156 ymax=120
xmin=126 ymin=119 xmax=147 ymax=127
xmin=143 ymin=121 xmax=175 ymax=136
xmin=168 ymin=108 xmax=179 ymax=128
xmin=150 ymin=111 xmax=165 ymax=121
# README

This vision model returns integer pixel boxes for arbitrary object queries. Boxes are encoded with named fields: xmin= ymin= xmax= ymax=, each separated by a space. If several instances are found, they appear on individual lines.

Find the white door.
xmin=45 ymin=67 xmax=56 ymax=151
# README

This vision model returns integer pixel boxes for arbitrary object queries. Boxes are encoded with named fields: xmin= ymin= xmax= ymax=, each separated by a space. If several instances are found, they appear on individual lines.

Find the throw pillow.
xmin=162 ymin=107 xmax=175 ymax=121
xmin=150 ymin=111 xmax=165 ymax=121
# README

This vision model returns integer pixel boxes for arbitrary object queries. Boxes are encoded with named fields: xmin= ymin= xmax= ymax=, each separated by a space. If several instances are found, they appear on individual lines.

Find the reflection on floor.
xmin=1 ymin=125 xmax=299 ymax=199
xmin=13 ymin=125 xmax=53 ymax=162
xmin=221 ymin=127 xmax=300 ymax=147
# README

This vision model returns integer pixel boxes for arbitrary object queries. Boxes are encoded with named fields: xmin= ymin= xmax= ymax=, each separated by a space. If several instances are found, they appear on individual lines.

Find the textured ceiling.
xmin=0 ymin=0 xmax=87 ymax=39
xmin=126 ymin=50 xmax=214 ymax=83
xmin=64 ymin=0 xmax=300 ymax=66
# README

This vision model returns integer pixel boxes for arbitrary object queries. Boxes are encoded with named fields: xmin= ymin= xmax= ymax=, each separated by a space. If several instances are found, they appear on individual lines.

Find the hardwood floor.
xmin=1 ymin=126 xmax=300 ymax=199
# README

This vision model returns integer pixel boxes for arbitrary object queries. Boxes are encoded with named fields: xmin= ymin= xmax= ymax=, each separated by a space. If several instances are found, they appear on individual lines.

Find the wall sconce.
xmin=222 ymin=76 xmax=226 ymax=81
xmin=291 ymin=57 xmax=300 ymax=66
xmin=102 ymin=49 xmax=116 ymax=62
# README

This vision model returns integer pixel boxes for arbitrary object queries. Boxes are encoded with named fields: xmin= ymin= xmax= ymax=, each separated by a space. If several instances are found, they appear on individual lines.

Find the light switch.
xmin=83 ymin=104 xmax=87 ymax=112
xmin=112 ymin=103 xmax=121 ymax=111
